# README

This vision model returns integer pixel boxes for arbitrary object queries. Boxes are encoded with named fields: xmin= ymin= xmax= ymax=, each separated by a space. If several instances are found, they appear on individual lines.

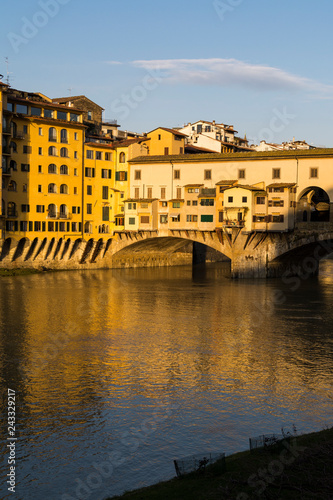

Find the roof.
xmin=84 ymin=142 xmax=114 ymax=149
xmin=216 ymin=180 xmax=238 ymax=186
xmin=125 ymin=198 xmax=158 ymax=203
xmin=6 ymin=93 xmax=83 ymax=113
xmin=184 ymin=183 xmax=204 ymax=187
xmin=148 ymin=127 xmax=188 ymax=137
xmin=129 ymin=148 xmax=333 ymax=164
xmin=113 ymin=137 xmax=148 ymax=148
xmin=224 ymin=184 xmax=266 ymax=192
xmin=266 ymin=183 xmax=297 ymax=188
xmin=52 ymin=95 xmax=104 ymax=110
xmin=185 ymin=144 xmax=218 ymax=153
xmin=169 ymin=199 xmax=185 ymax=202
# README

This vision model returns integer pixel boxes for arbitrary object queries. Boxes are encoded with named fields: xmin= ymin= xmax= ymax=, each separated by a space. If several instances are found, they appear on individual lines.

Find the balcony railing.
xmin=13 ymin=132 xmax=26 ymax=140
xmin=48 ymin=212 xmax=57 ymax=218
xmin=7 ymin=210 xmax=18 ymax=218
xmin=60 ymin=138 xmax=68 ymax=143
xmin=223 ymin=219 xmax=245 ymax=227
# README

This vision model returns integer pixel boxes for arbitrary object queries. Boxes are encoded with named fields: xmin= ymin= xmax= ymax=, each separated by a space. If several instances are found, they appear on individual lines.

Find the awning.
xmin=170 ymin=213 xmax=180 ymax=218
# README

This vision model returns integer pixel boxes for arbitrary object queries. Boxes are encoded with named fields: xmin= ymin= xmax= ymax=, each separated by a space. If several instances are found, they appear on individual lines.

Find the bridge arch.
xmin=297 ymin=186 xmax=330 ymax=223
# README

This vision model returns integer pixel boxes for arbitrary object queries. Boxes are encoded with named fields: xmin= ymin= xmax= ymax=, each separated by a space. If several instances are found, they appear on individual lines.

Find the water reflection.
xmin=0 ymin=262 xmax=332 ymax=499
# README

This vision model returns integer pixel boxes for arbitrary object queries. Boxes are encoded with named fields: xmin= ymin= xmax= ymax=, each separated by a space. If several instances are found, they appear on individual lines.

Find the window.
xmin=60 ymin=164 xmax=68 ymax=175
xmin=161 ymin=187 xmax=166 ymax=199
xmin=256 ymin=197 xmax=266 ymax=204
xmin=192 ymin=200 xmax=198 ymax=206
xmin=10 ymin=141 xmax=17 ymax=153
xmin=174 ymin=170 xmax=180 ymax=179
xmin=23 ymin=145 xmax=31 ymax=154
xmin=74 ymin=151 xmax=78 ymax=159
xmin=48 ymin=146 xmax=57 ymax=156
xmin=34 ymin=221 xmax=42 ymax=232
xmin=38 ymin=147 xmax=42 ymax=155
xmin=147 ymin=187 xmax=153 ymax=198
xmin=200 ymin=199 xmax=214 ymax=206
xmin=8 ymin=181 xmax=17 ymax=191
xmin=201 ymin=215 xmax=214 ymax=222
xmin=272 ymin=168 xmax=280 ymax=179
xmin=85 ymin=167 xmax=95 ymax=178
xmin=158 ymin=134 xmax=161 ymax=140
xmin=48 ymin=183 xmax=57 ymax=194
xmin=140 ymin=216 xmax=150 ymax=224
xmin=48 ymin=164 xmax=57 ymax=174
xmin=119 ymin=152 xmax=126 ymax=163
xmin=17 ymin=104 xmax=28 ymax=114
xmin=20 ymin=221 xmax=28 ymax=231
xmin=129 ymin=217 xmax=136 ymax=225
xmin=105 ymin=152 xmax=112 ymax=161
xmin=60 ymin=184 xmax=68 ymax=194
xmin=187 ymin=200 xmax=191 ymax=206
xmin=102 ymin=169 xmax=112 ymax=178
xmin=72 ymin=222 xmax=78 ymax=232
xmin=164 ymin=147 xmax=169 ymax=155
xmin=272 ymin=215 xmax=284 ymax=223
xmin=219 ymin=211 xmax=224 ymax=223
xmin=60 ymin=129 xmax=68 ymax=144
xmin=21 ymin=164 xmax=30 ymax=172
xmin=49 ymin=127 xmax=57 ymax=141
xmin=204 ymin=170 xmax=212 ymax=180
xmin=48 ymin=204 xmax=57 ymax=217
xmin=86 ymin=204 xmax=92 ymax=214
xmin=176 ymin=188 xmax=182 ymax=199
xmin=38 ymin=165 xmax=42 ymax=173
xmin=96 ymin=151 xmax=102 ymax=160
xmin=71 ymin=114 xmax=79 ymax=123
xmin=60 ymin=147 xmax=68 ymax=158
xmin=102 ymin=186 xmax=108 ymax=199
xmin=31 ymin=107 xmax=41 ymax=116
xmin=21 ymin=204 xmax=30 ymax=213
xmin=102 ymin=206 xmax=110 ymax=221
xmin=242 ymin=196 xmax=247 ymax=203
xmin=57 ymin=111 xmax=67 ymax=121
xmin=44 ymin=109 xmax=53 ymax=118
xmin=140 ymin=203 xmax=148 ymax=208
xmin=39 ymin=127 xmax=43 ymax=136
xmin=59 ymin=204 xmax=68 ymax=218
xmin=187 ymin=215 xmax=198 ymax=222
xmin=135 ymin=188 xmax=140 ymax=198
xmin=160 ymin=215 xmax=168 ymax=224
xmin=86 ymin=185 xmax=92 ymax=196
xmin=36 ymin=205 xmax=45 ymax=213
xmin=173 ymin=202 xmax=180 ymax=208
xmin=238 ymin=169 xmax=245 ymax=179
xmin=23 ymin=184 xmax=27 ymax=192
xmin=87 ymin=111 xmax=92 ymax=120
xmin=10 ymin=160 xmax=17 ymax=171
xmin=135 ymin=170 xmax=141 ymax=180
xmin=7 ymin=202 xmax=17 ymax=218
xmin=74 ymin=132 xmax=78 ymax=140
xmin=161 ymin=201 xmax=167 ymax=207
xmin=74 ymin=168 xmax=78 ymax=176
xmin=115 ymin=171 xmax=127 ymax=181
xmin=86 ymin=150 xmax=93 ymax=159
xmin=253 ymin=215 xmax=266 ymax=222
xmin=310 ymin=168 xmax=318 ymax=178
xmin=38 ymin=185 xmax=42 ymax=193
xmin=74 ymin=187 xmax=78 ymax=195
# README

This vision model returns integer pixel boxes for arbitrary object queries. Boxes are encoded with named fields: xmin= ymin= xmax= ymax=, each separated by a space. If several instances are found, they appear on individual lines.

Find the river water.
xmin=0 ymin=261 xmax=332 ymax=500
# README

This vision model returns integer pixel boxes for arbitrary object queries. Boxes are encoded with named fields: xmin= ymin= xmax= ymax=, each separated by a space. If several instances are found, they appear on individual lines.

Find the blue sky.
xmin=1 ymin=0 xmax=333 ymax=146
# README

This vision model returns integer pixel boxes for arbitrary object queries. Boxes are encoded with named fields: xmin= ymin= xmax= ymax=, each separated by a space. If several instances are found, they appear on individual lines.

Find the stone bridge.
xmin=1 ymin=224 xmax=333 ymax=278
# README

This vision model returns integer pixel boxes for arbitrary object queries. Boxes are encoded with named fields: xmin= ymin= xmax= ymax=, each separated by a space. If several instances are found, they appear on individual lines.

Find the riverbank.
xmin=108 ymin=427 xmax=333 ymax=500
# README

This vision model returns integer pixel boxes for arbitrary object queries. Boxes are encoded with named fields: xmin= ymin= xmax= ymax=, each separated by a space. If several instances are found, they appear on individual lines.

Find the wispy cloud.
xmin=107 ymin=58 xmax=333 ymax=97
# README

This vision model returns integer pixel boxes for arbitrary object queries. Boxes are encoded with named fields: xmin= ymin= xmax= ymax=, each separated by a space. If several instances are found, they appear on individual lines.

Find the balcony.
xmin=2 ymin=146 xmax=11 ymax=155
xmin=223 ymin=219 xmax=245 ymax=228
xmin=2 ymin=167 xmax=11 ymax=176
xmin=199 ymin=188 xmax=216 ymax=197
xmin=2 ymin=124 xmax=12 ymax=135
xmin=48 ymin=212 xmax=57 ymax=219
xmin=58 ymin=213 xmax=72 ymax=219
xmin=7 ymin=210 xmax=18 ymax=218
xmin=13 ymin=131 xmax=26 ymax=140
xmin=60 ymin=138 xmax=68 ymax=144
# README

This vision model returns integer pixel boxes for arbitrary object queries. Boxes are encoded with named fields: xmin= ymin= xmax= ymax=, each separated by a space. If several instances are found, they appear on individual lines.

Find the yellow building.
xmin=145 ymin=127 xmax=187 ymax=156
xmin=2 ymin=89 xmax=87 ymax=242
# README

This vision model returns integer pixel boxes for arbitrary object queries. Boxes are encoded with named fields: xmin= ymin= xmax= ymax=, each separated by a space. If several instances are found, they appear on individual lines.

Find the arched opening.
xmin=49 ymin=127 xmax=57 ymax=141
xmin=60 ymin=184 xmax=68 ymax=194
xmin=48 ymin=164 xmax=57 ymax=174
xmin=119 ymin=152 xmax=126 ymax=163
xmin=48 ymin=204 xmax=57 ymax=218
xmin=59 ymin=204 xmax=68 ymax=218
xmin=60 ymin=164 xmax=68 ymax=175
xmin=60 ymin=129 xmax=68 ymax=143
xmin=12 ymin=238 xmax=28 ymax=262
xmin=48 ymin=183 xmax=57 ymax=194
xmin=0 ymin=238 xmax=12 ymax=261
xmin=297 ymin=187 xmax=330 ymax=223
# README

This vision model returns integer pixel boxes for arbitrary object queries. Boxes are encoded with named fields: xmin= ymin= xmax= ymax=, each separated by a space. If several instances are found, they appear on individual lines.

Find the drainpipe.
xmin=81 ymin=129 xmax=85 ymax=239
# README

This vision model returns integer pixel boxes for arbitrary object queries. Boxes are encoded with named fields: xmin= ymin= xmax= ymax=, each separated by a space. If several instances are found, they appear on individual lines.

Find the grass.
xmin=0 ymin=267 xmax=45 ymax=277
xmin=107 ymin=427 xmax=333 ymax=500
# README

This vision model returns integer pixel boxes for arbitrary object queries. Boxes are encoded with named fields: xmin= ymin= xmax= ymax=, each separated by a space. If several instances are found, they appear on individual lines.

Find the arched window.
xmin=60 ymin=129 xmax=68 ymax=143
xmin=48 ymin=146 xmax=57 ymax=156
xmin=48 ymin=164 xmax=57 ymax=174
xmin=10 ymin=160 xmax=17 ymax=171
xmin=48 ymin=183 xmax=57 ymax=194
xmin=60 ymin=184 xmax=68 ymax=194
xmin=60 ymin=147 xmax=68 ymax=158
xmin=49 ymin=127 xmax=57 ymax=141
xmin=7 ymin=180 xmax=17 ymax=192
xmin=60 ymin=204 xmax=68 ymax=218
xmin=48 ymin=204 xmax=57 ymax=218
xmin=60 ymin=164 xmax=68 ymax=175
xmin=10 ymin=141 xmax=17 ymax=153
xmin=119 ymin=152 xmax=126 ymax=163
xmin=7 ymin=202 xmax=17 ymax=217
xmin=84 ymin=222 xmax=92 ymax=234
